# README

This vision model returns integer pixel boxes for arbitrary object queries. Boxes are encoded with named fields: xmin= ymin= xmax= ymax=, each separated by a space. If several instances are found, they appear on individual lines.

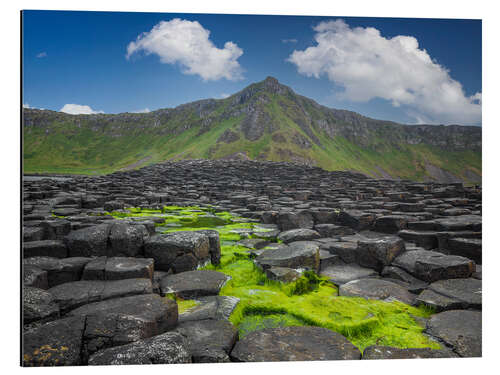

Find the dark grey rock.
xmin=265 ymin=266 xmax=301 ymax=283
xmin=398 ymin=230 xmax=438 ymax=250
xmin=374 ymin=215 xmax=409 ymax=234
xmin=357 ymin=236 xmax=405 ymax=271
xmin=174 ymin=319 xmax=237 ymax=363
xmin=88 ymin=331 xmax=192 ymax=365
xmin=144 ymin=231 xmax=210 ymax=272
xmin=320 ymin=264 xmax=378 ymax=285
xmin=425 ymin=278 xmax=481 ymax=309
xmin=255 ymin=241 xmax=320 ymax=272
xmin=48 ymin=278 xmax=153 ymax=312
xmin=320 ymin=241 xmax=359 ymax=263
xmin=24 ymin=265 xmax=49 ymax=289
xmin=82 ymin=257 xmax=154 ymax=281
xmin=23 ymin=240 xmax=67 ymax=258
xmin=426 ymin=310 xmax=481 ymax=357
xmin=230 ymin=326 xmax=361 ymax=362
xmin=68 ymin=294 xmax=178 ymax=358
xmin=23 ymin=316 xmax=86 ymax=366
xmin=159 ymin=270 xmax=229 ymax=299
xmin=179 ymin=295 xmax=239 ymax=323
xmin=392 ymin=249 xmax=475 ymax=282
xmin=339 ymin=210 xmax=375 ymax=231
xmin=64 ymin=224 xmax=111 ymax=257
xmin=23 ymin=286 xmax=59 ymax=324
xmin=108 ymin=223 xmax=148 ymax=257
xmin=339 ymin=278 xmax=415 ymax=305
xmin=362 ymin=345 xmax=457 ymax=359
xmin=277 ymin=211 xmax=314 ymax=231
xmin=195 ymin=229 xmax=221 ymax=265
xmin=314 ymin=224 xmax=355 ymax=237
xmin=277 ymin=228 xmax=321 ymax=243
xmin=416 ymin=289 xmax=465 ymax=312
xmin=24 ymin=256 xmax=92 ymax=287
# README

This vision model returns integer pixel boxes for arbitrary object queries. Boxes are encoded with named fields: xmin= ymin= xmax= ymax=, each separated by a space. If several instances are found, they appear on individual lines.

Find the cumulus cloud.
xmin=36 ymin=52 xmax=47 ymax=58
xmin=282 ymin=39 xmax=298 ymax=44
xmin=60 ymin=104 xmax=104 ymax=115
xmin=219 ymin=93 xmax=230 ymax=99
xmin=131 ymin=108 xmax=151 ymax=113
xmin=23 ymin=103 xmax=31 ymax=108
xmin=126 ymin=18 xmax=244 ymax=81
xmin=288 ymin=19 xmax=482 ymax=125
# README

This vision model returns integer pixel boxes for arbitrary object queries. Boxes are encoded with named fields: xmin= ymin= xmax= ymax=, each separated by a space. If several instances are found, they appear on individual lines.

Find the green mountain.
xmin=23 ymin=76 xmax=481 ymax=183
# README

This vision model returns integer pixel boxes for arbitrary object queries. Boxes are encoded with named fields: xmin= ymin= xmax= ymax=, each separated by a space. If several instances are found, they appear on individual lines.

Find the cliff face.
xmin=23 ymin=77 xmax=481 ymax=183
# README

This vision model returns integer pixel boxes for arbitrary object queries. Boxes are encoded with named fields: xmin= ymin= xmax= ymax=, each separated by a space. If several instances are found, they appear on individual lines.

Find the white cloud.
xmin=60 ymin=104 xmax=104 ymax=115
xmin=36 ymin=52 xmax=47 ymax=58
xmin=288 ymin=19 xmax=482 ymax=125
xmin=219 ymin=93 xmax=230 ymax=99
xmin=23 ymin=103 xmax=30 ymax=108
xmin=282 ymin=39 xmax=298 ymax=44
xmin=131 ymin=108 xmax=151 ymax=113
xmin=126 ymin=18 xmax=244 ymax=81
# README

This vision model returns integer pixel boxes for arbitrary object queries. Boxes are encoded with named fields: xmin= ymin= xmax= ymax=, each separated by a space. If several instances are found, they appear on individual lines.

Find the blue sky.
xmin=22 ymin=10 xmax=482 ymax=125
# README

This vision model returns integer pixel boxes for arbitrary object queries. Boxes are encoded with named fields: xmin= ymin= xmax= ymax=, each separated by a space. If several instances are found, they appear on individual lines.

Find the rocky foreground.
xmin=22 ymin=160 xmax=482 ymax=365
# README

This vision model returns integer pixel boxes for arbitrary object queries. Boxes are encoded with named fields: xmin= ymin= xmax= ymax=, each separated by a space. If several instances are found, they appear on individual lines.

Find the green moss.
xmin=110 ymin=205 xmax=441 ymax=352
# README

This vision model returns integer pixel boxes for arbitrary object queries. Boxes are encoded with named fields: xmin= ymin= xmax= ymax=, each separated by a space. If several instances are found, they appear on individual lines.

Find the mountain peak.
xmin=259 ymin=76 xmax=291 ymax=95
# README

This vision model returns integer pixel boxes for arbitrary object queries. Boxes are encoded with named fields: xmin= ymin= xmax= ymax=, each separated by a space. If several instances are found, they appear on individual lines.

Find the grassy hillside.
xmin=23 ymin=77 xmax=481 ymax=183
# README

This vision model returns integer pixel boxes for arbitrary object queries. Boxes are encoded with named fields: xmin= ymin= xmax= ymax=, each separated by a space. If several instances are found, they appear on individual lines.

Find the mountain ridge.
xmin=23 ymin=76 xmax=481 ymax=183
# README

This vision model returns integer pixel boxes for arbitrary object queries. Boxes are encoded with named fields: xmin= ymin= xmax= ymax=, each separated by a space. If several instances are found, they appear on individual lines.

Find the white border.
xmin=2 ymin=1 xmax=497 ymax=375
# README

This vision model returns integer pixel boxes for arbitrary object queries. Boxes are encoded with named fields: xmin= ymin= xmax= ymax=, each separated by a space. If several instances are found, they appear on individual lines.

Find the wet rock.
xmin=159 ymin=270 xmax=229 ymax=299
xmin=49 ymin=278 xmax=153 ymax=312
xmin=392 ymin=249 xmax=475 ymax=282
xmin=426 ymin=310 xmax=481 ymax=357
xmin=277 ymin=228 xmax=321 ymax=243
xmin=362 ymin=345 xmax=457 ymax=359
xmin=88 ymin=331 xmax=191 ymax=365
xmin=339 ymin=278 xmax=415 ymax=305
xmin=230 ymin=326 xmax=361 ymax=362
xmin=82 ymin=257 xmax=154 ymax=281
xmin=23 ymin=316 xmax=86 ymax=366
xmin=255 ymin=241 xmax=320 ymax=272
xmin=174 ymin=319 xmax=237 ymax=363
xmin=320 ymin=264 xmax=378 ymax=285
xmin=23 ymin=286 xmax=59 ymax=324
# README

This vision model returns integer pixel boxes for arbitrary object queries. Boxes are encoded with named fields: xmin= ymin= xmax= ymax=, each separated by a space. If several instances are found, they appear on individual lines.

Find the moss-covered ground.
xmin=111 ymin=205 xmax=440 ymax=352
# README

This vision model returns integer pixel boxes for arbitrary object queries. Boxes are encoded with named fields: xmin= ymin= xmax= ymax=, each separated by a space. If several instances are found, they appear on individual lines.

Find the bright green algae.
xmin=111 ymin=205 xmax=440 ymax=352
